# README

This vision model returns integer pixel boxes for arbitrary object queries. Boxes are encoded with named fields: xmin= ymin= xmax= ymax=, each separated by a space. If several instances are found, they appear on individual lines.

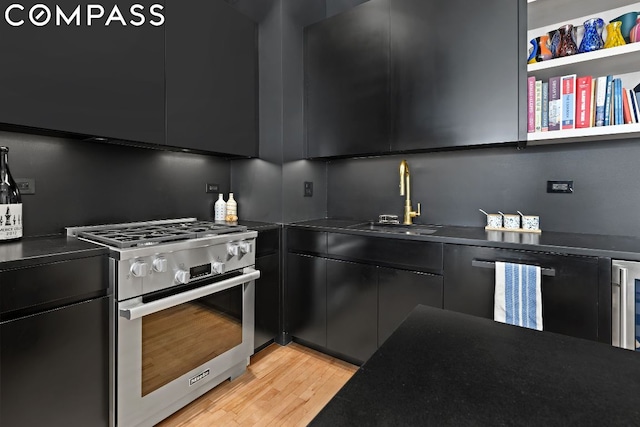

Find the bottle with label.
xmin=226 ymin=192 xmax=237 ymax=222
xmin=0 ymin=146 xmax=22 ymax=241
xmin=214 ymin=193 xmax=226 ymax=222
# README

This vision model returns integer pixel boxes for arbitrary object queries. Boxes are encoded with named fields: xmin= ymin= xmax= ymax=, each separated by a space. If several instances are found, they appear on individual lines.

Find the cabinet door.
xmin=255 ymin=253 xmax=280 ymax=351
xmin=0 ymin=1 xmax=164 ymax=144
xmin=166 ymin=0 xmax=257 ymax=156
xmin=286 ymin=254 xmax=326 ymax=347
xmin=378 ymin=267 xmax=443 ymax=346
xmin=305 ymin=0 xmax=390 ymax=158
xmin=444 ymin=245 xmax=600 ymax=341
xmin=390 ymin=0 xmax=524 ymax=151
xmin=326 ymin=259 xmax=377 ymax=363
xmin=0 ymin=297 xmax=110 ymax=427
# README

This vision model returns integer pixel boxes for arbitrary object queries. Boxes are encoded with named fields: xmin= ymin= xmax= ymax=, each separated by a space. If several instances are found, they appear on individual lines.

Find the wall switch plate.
xmin=547 ymin=180 xmax=573 ymax=194
xmin=304 ymin=181 xmax=313 ymax=197
xmin=205 ymin=183 xmax=219 ymax=193
xmin=15 ymin=178 xmax=35 ymax=195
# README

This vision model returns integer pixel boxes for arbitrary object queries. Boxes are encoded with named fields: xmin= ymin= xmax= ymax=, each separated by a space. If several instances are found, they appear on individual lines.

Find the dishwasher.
xmin=611 ymin=260 xmax=640 ymax=351
xmin=0 ymin=253 xmax=111 ymax=427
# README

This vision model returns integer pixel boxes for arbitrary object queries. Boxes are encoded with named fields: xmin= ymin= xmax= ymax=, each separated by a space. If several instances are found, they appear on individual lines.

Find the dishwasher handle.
xmin=119 ymin=267 xmax=260 ymax=320
xmin=471 ymin=260 xmax=556 ymax=277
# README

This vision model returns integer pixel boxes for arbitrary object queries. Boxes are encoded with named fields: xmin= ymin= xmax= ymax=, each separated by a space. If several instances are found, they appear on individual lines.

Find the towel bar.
xmin=471 ymin=260 xmax=556 ymax=277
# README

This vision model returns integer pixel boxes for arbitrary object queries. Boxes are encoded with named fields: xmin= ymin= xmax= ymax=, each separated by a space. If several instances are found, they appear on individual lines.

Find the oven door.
xmin=116 ymin=267 xmax=259 ymax=427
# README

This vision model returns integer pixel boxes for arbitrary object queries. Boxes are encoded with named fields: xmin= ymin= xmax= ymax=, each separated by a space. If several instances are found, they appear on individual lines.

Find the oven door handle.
xmin=119 ymin=267 xmax=260 ymax=320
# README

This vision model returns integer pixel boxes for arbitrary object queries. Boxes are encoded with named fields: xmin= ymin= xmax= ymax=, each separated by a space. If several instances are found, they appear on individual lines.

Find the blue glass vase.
xmin=578 ymin=18 xmax=604 ymax=53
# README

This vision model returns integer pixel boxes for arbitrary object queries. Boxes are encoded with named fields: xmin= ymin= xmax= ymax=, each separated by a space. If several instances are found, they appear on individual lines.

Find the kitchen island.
xmin=311 ymin=305 xmax=640 ymax=426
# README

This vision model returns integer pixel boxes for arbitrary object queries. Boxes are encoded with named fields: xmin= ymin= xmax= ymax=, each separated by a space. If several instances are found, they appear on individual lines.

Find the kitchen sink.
xmin=348 ymin=222 xmax=441 ymax=236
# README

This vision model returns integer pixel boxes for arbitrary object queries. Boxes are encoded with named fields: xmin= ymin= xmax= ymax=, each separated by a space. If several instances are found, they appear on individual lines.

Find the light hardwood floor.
xmin=156 ymin=343 xmax=358 ymax=427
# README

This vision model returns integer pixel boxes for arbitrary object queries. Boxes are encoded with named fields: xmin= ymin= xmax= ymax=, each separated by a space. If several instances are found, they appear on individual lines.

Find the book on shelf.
xmin=548 ymin=76 xmax=561 ymax=131
xmin=535 ymin=80 xmax=542 ymax=132
xmin=614 ymin=78 xmax=623 ymax=126
xmin=541 ymin=81 xmax=549 ymax=132
xmin=560 ymin=74 xmax=576 ymax=130
xmin=634 ymin=83 xmax=640 ymax=121
xmin=575 ymin=76 xmax=593 ymax=129
xmin=622 ymin=87 xmax=633 ymax=124
xmin=594 ymin=76 xmax=608 ymax=127
xmin=527 ymin=76 xmax=535 ymax=133
xmin=604 ymin=75 xmax=614 ymax=126
xmin=629 ymin=88 xmax=640 ymax=123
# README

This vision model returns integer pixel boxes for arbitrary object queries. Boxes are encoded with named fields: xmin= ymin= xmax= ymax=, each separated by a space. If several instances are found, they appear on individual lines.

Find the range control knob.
xmin=175 ymin=269 xmax=190 ymax=285
xmin=212 ymin=262 xmax=226 ymax=275
xmin=239 ymin=241 xmax=252 ymax=254
xmin=152 ymin=257 xmax=168 ymax=273
xmin=227 ymin=243 xmax=239 ymax=257
xmin=130 ymin=261 xmax=149 ymax=278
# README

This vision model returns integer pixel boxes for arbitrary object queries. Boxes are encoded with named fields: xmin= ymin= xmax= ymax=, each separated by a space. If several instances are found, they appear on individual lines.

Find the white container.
xmin=486 ymin=214 xmax=502 ymax=228
xmin=214 ymin=194 xmax=226 ymax=221
xmin=502 ymin=214 xmax=521 ymax=229
xmin=521 ymin=215 xmax=540 ymax=230
xmin=226 ymin=193 xmax=237 ymax=219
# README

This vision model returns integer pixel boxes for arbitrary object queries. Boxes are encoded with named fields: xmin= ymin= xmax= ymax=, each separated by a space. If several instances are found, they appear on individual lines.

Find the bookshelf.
xmin=526 ymin=0 xmax=640 ymax=145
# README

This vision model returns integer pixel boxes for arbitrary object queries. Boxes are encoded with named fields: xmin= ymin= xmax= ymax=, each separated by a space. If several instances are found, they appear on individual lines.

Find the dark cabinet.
xmin=390 ymin=0 xmax=524 ymax=151
xmin=286 ymin=253 xmax=327 ymax=348
xmin=0 ymin=0 xmax=165 ymax=144
xmin=326 ymin=259 xmax=378 ymax=363
xmin=378 ymin=267 xmax=443 ymax=346
xmin=255 ymin=227 xmax=281 ymax=351
xmin=443 ymin=244 xmax=602 ymax=342
xmin=1 ymin=297 xmax=110 ymax=427
xmin=304 ymin=0 xmax=526 ymax=157
xmin=304 ymin=0 xmax=390 ymax=158
xmin=166 ymin=0 xmax=258 ymax=156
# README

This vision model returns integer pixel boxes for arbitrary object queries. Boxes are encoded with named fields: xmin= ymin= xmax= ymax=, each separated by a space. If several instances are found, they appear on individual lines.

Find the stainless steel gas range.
xmin=67 ymin=218 xmax=260 ymax=427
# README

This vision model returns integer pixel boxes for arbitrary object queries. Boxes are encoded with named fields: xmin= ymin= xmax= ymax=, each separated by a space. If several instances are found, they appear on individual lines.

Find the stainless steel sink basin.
xmin=348 ymin=222 xmax=440 ymax=236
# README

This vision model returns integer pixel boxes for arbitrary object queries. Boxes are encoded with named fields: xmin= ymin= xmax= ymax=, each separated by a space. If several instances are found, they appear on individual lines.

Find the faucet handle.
xmin=416 ymin=203 xmax=421 ymax=217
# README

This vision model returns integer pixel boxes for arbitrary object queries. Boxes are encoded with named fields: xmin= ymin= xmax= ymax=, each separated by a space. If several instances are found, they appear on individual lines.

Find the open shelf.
xmin=527 ymin=123 xmax=640 ymax=145
xmin=527 ymin=43 xmax=640 ymax=81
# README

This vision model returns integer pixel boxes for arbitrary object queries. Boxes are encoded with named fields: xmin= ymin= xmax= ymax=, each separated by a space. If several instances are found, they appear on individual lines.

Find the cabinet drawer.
xmin=328 ymin=233 xmax=442 ymax=274
xmin=256 ymin=228 xmax=280 ymax=257
xmin=287 ymin=228 xmax=327 ymax=255
xmin=443 ymin=244 xmax=600 ymax=341
xmin=0 ymin=255 xmax=108 ymax=316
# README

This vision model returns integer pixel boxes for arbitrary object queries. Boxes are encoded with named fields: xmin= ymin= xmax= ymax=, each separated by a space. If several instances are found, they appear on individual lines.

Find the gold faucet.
xmin=399 ymin=160 xmax=421 ymax=225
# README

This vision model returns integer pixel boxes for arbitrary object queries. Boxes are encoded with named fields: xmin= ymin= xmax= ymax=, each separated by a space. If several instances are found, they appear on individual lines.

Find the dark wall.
xmin=230 ymin=0 xmax=365 ymax=223
xmin=1 ymin=131 xmax=230 ymax=237
xmin=328 ymin=139 xmax=640 ymax=237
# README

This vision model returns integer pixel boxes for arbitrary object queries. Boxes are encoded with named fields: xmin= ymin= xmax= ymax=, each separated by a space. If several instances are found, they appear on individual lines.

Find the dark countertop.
xmin=238 ymin=220 xmax=281 ymax=232
xmin=289 ymin=218 xmax=640 ymax=261
xmin=311 ymin=305 xmax=640 ymax=426
xmin=0 ymin=235 xmax=108 ymax=270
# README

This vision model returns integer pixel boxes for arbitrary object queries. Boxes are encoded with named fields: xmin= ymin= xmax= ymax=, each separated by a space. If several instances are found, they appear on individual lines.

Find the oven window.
xmin=141 ymin=284 xmax=243 ymax=396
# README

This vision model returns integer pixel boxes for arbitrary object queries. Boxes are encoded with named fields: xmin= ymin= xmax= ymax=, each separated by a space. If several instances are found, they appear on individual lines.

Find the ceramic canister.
xmin=521 ymin=215 xmax=540 ymax=230
xmin=487 ymin=214 xmax=502 ymax=228
xmin=502 ymin=214 xmax=521 ymax=229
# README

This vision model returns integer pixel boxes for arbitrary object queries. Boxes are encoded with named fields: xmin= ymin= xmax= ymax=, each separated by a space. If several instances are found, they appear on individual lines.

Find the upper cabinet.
xmin=0 ymin=0 xmax=165 ymax=144
xmin=166 ymin=0 xmax=258 ymax=157
xmin=391 ymin=0 xmax=524 ymax=152
xmin=304 ymin=0 xmax=391 ymax=158
xmin=304 ymin=0 xmax=526 ymax=158
xmin=527 ymin=0 xmax=640 ymax=145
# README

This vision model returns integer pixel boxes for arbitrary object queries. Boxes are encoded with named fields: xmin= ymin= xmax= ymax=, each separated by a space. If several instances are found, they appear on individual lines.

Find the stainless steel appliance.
xmin=611 ymin=260 xmax=640 ymax=351
xmin=67 ymin=218 xmax=260 ymax=427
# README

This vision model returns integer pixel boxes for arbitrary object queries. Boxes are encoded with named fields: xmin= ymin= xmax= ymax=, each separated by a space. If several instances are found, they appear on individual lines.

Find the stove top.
xmin=68 ymin=218 xmax=248 ymax=249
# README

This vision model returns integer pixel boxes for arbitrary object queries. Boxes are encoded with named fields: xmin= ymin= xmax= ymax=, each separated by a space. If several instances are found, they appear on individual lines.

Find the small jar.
xmin=502 ymin=214 xmax=521 ymax=229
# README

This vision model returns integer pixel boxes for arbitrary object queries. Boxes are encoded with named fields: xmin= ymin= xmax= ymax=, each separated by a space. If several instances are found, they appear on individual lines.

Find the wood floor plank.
xmin=157 ymin=343 xmax=357 ymax=427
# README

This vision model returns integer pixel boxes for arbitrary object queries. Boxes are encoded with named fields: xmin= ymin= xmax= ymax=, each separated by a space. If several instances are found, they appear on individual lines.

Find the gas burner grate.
xmin=76 ymin=220 xmax=247 ymax=248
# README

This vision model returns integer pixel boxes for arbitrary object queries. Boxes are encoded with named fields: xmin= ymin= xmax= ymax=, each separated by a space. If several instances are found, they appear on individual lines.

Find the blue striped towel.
xmin=494 ymin=262 xmax=543 ymax=331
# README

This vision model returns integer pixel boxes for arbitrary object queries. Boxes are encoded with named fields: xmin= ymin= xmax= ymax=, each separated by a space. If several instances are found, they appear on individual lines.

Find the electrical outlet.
xmin=547 ymin=180 xmax=573 ymax=194
xmin=205 ymin=183 xmax=219 ymax=193
xmin=304 ymin=181 xmax=313 ymax=197
xmin=15 ymin=178 xmax=35 ymax=195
